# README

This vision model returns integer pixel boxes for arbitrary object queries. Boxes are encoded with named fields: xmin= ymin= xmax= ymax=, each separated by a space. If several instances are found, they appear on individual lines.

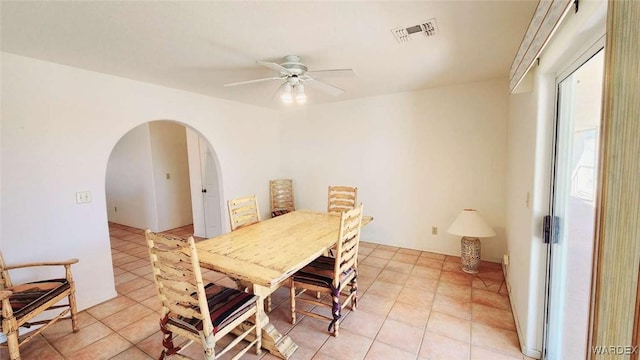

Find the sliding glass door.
xmin=544 ymin=48 xmax=604 ymax=359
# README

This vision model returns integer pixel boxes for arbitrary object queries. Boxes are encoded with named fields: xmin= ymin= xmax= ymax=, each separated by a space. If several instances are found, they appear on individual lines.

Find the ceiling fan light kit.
xmin=279 ymin=74 xmax=306 ymax=105
xmin=224 ymin=55 xmax=356 ymax=105
xmin=280 ymin=82 xmax=294 ymax=104
xmin=294 ymin=84 xmax=307 ymax=104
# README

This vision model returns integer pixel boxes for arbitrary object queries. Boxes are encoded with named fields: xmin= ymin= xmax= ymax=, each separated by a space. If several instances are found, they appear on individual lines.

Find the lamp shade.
xmin=447 ymin=209 xmax=496 ymax=238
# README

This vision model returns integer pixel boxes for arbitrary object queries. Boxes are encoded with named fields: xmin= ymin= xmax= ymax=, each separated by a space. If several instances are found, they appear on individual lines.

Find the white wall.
xmin=280 ymin=79 xmax=509 ymax=262
xmin=106 ymin=121 xmax=193 ymax=232
xmin=105 ymin=123 xmax=158 ymax=230
xmin=504 ymin=0 xmax=607 ymax=357
xmin=148 ymin=121 xmax=193 ymax=232
xmin=0 ymin=53 xmax=280 ymax=310
xmin=506 ymin=72 xmax=553 ymax=358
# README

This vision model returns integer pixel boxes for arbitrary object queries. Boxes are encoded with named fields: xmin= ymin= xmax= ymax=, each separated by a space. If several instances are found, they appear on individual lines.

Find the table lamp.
xmin=447 ymin=209 xmax=496 ymax=274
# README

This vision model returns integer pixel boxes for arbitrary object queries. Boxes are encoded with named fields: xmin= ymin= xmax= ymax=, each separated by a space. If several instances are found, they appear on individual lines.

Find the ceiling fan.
xmin=224 ymin=55 xmax=357 ymax=104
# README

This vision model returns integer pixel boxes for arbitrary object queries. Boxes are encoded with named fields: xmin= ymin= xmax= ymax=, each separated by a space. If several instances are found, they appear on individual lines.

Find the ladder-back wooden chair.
xmin=0 ymin=252 xmax=79 ymax=360
xmin=270 ymin=179 xmax=295 ymax=218
xmin=227 ymin=195 xmax=260 ymax=231
xmin=226 ymin=195 xmax=278 ymax=312
xmin=326 ymin=186 xmax=358 ymax=257
xmin=289 ymin=204 xmax=363 ymax=337
xmin=145 ymin=230 xmax=261 ymax=360
xmin=327 ymin=186 xmax=358 ymax=213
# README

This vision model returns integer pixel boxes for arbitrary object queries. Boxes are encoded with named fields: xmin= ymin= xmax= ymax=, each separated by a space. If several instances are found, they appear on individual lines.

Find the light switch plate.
xmin=76 ymin=191 xmax=92 ymax=204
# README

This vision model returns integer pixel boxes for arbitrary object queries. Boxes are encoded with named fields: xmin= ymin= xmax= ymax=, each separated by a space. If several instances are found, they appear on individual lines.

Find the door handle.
xmin=543 ymin=215 xmax=560 ymax=244
xmin=543 ymin=216 xmax=552 ymax=244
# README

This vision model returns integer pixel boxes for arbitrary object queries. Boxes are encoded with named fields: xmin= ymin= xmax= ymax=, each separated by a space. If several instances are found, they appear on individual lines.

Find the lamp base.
xmin=461 ymin=236 xmax=481 ymax=274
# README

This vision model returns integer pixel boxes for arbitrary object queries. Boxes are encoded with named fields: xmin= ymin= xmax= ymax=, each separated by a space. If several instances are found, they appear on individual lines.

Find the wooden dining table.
xmin=196 ymin=209 xmax=373 ymax=359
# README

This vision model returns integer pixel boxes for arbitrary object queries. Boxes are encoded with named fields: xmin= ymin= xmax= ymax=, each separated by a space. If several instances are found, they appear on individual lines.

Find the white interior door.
xmin=200 ymin=138 xmax=222 ymax=238
xmin=544 ymin=48 xmax=604 ymax=359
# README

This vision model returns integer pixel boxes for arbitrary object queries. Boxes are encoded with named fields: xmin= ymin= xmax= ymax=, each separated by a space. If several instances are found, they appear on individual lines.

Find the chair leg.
xmin=5 ymin=324 xmax=20 ymax=360
xmin=290 ymin=279 xmax=296 ymax=325
xmin=1 ymin=296 xmax=20 ymax=360
xmin=350 ymin=277 xmax=358 ymax=311
xmin=159 ymin=315 xmax=184 ymax=359
xmin=66 ymin=265 xmax=80 ymax=332
xmin=203 ymin=332 xmax=215 ymax=360
xmin=330 ymin=287 xmax=341 ymax=337
xmin=69 ymin=288 xmax=79 ymax=332
xmin=254 ymin=312 xmax=262 ymax=356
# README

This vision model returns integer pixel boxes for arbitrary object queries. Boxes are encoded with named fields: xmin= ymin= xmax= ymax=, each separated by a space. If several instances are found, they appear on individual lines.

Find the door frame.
xmin=542 ymin=37 xmax=605 ymax=359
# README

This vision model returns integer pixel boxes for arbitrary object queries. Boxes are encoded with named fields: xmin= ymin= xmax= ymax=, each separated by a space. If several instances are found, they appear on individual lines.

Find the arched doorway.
xmin=90 ymin=120 xmax=230 ymax=352
xmin=104 ymin=120 xmax=223 ymax=236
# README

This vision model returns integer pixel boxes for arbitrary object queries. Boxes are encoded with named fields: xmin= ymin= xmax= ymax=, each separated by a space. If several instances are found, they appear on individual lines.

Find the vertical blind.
xmin=509 ymin=0 xmax=573 ymax=93
xmin=591 ymin=0 xmax=640 ymax=355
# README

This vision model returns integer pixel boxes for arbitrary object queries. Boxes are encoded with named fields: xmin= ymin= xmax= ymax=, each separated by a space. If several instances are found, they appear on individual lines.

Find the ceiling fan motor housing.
xmin=281 ymin=55 xmax=308 ymax=75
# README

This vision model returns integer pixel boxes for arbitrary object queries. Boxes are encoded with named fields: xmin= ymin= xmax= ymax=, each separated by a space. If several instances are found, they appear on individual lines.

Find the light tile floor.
xmin=3 ymin=223 xmax=532 ymax=360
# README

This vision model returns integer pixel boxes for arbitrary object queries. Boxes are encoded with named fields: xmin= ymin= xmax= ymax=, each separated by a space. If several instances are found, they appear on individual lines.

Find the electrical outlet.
xmin=432 ymin=226 xmax=438 ymax=235
xmin=166 ymin=173 xmax=171 ymax=180
xmin=503 ymin=254 xmax=510 ymax=266
xmin=76 ymin=191 xmax=91 ymax=204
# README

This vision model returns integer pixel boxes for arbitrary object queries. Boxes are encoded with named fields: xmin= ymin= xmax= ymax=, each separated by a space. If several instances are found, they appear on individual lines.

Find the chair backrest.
xmin=270 ymin=179 xmax=295 ymax=213
xmin=0 ymin=252 xmax=12 ymax=289
xmin=228 ymin=195 xmax=261 ymax=231
xmin=145 ymin=230 xmax=213 ymax=337
xmin=327 ymin=186 xmax=358 ymax=213
xmin=333 ymin=204 xmax=364 ymax=287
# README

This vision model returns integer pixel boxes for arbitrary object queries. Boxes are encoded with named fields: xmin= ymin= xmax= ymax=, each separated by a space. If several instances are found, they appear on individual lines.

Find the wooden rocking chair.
xmin=0 ymin=252 xmax=79 ymax=360
xmin=146 ymin=230 xmax=261 ymax=359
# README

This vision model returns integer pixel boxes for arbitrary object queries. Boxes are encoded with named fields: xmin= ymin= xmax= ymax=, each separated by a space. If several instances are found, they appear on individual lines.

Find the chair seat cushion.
xmin=0 ymin=279 xmax=70 ymax=321
xmin=271 ymin=209 xmax=291 ymax=218
xmin=168 ymin=283 xmax=257 ymax=335
xmin=292 ymin=256 xmax=355 ymax=289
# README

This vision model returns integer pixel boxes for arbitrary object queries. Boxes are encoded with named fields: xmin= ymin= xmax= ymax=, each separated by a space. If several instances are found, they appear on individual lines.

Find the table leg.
xmin=232 ymin=284 xmax=298 ymax=359
xmin=252 ymin=284 xmax=298 ymax=359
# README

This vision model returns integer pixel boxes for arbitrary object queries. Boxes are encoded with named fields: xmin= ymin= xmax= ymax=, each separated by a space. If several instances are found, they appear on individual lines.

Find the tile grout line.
xmin=98 ymin=225 xmax=518 ymax=359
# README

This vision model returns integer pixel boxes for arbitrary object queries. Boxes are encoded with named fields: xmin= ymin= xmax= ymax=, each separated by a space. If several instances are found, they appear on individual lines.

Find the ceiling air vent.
xmin=391 ymin=19 xmax=438 ymax=44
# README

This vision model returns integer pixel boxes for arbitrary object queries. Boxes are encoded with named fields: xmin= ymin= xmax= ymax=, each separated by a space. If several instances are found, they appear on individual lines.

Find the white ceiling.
xmin=1 ymin=1 xmax=537 ymax=109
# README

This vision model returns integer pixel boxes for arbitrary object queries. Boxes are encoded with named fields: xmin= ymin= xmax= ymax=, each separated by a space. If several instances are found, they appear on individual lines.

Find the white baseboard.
xmin=503 ymin=262 xmax=542 ymax=359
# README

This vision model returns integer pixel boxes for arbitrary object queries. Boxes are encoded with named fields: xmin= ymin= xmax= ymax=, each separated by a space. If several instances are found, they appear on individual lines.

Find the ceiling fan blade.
xmin=257 ymin=61 xmax=293 ymax=75
xmin=306 ymin=69 xmax=358 ymax=78
xmin=224 ymin=77 xmax=282 ymax=87
xmin=271 ymin=82 xmax=286 ymax=101
xmin=304 ymin=78 xmax=344 ymax=96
